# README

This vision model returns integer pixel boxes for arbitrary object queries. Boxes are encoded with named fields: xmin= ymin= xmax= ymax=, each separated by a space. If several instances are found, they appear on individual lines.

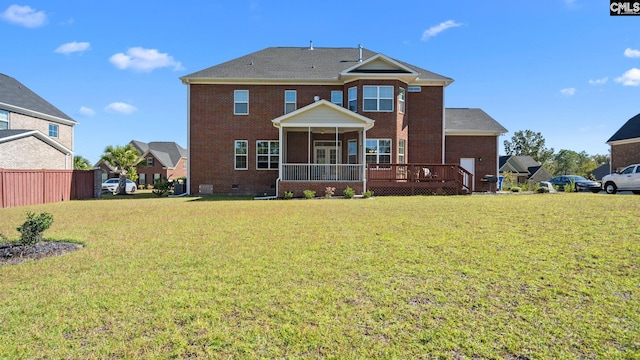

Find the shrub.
xmin=510 ymin=186 xmax=521 ymax=193
xmin=324 ymin=187 xmax=336 ymax=199
xmin=537 ymin=187 xmax=549 ymax=193
xmin=283 ymin=191 xmax=294 ymax=200
xmin=152 ymin=179 xmax=171 ymax=197
xmin=343 ymin=186 xmax=356 ymax=199
xmin=363 ymin=190 xmax=374 ymax=198
xmin=303 ymin=189 xmax=316 ymax=199
xmin=16 ymin=212 xmax=54 ymax=246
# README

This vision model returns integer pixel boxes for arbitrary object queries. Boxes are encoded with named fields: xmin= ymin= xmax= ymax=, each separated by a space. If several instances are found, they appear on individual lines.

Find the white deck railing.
xmin=282 ymin=164 xmax=363 ymax=181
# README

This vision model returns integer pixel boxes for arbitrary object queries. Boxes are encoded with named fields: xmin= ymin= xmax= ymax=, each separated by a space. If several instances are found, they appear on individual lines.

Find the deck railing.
xmin=282 ymin=164 xmax=362 ymax=181
xmin=367 ymin=164 xmax=473 ymax=194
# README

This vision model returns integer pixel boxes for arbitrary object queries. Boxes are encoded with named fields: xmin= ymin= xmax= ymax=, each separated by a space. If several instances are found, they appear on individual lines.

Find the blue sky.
xmin=1 ymin=1 xmax=638 ymax=164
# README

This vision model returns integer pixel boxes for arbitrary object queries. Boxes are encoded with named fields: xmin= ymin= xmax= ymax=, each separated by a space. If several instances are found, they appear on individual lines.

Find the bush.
xmin=324 ymin=187 xmax=336 ymax=199
xmin=16 ymin=212 xmax=53 ymax=246
xmin=343 ymin=186 xmax=356 ymax=199
xmin=303 ymin=189 xmax=316 ymax=199
xmin=283 ymin=191 xmax=294 ymax=200
xmin=510 ymin=186 xmax=521 ymax=193
xmin=152 ymin=179 xmax=171 ymax=197
xmin=363 ymin=190 xmax=374 ymax=198
xmin=537 ymin=187 xmax=549 ymax=193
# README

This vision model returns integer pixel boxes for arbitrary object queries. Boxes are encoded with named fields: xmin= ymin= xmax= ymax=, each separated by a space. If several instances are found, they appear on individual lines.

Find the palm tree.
xmin=100 ymin=144 xmax=142 ymax=195
xmin=73 ymin=155 xmax=92 ymax=170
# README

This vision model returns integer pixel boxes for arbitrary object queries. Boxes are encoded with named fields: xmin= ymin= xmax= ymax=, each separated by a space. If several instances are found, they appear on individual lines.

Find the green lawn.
xmin=0 ymin=193 xmax=638 ymax=358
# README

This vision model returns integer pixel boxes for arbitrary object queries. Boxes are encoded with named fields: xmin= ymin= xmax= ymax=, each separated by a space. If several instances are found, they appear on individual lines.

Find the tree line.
xmin=504 ymin=129 xmax=609 ymax=179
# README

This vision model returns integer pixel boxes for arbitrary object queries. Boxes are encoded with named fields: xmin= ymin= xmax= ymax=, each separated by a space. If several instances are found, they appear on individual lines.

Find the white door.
xmin=460 ymin=158 xmax=475 ymax=191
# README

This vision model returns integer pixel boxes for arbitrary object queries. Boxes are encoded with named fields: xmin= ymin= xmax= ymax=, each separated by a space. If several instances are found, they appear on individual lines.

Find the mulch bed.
xmin=0 ymin=241 xmax=82 ymax=266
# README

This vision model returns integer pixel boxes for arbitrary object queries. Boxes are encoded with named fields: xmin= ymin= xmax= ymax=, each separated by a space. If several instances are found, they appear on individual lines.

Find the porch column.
xmin=278 ymin=126 xmax=283 ymax=181
xmin=362 ymin=128 xmax=367 ymax=190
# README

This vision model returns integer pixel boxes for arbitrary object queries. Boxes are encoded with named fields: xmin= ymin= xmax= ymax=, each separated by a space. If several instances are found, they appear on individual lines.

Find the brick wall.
xmin=611 ymin=141 xmax=640 ymax=170
xmin=278 ymin=181 xmax=363 ymax=198
xmin=445 ymin=135 xmax=499 ymax=191
xmin=10 ymin=112 xmax=73 ymax=150
xmin=0 ymin=135 xmax=70 ymax=169
xmin=406 ymin=86 xmax=444 ymax=163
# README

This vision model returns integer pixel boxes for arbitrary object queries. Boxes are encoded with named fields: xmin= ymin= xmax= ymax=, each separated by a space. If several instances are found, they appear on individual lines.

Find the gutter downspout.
xmin=186 ymin=80 xmax=191 ymax=195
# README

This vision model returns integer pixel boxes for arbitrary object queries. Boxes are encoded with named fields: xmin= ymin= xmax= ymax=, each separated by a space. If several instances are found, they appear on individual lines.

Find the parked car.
xmin=102 ymin=178 xmax=137 ymax=194
xmin=602 ymin=164 xmax=640 ymax=194
xmin=547 ymin=175 xmax=601 ymax=193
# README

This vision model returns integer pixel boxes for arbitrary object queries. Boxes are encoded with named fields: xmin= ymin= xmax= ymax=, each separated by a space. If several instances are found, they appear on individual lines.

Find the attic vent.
xmin=358 ymin=44 xmax=363 ymax=62
xmin=309 ymin=40 xmax=314 ymax=50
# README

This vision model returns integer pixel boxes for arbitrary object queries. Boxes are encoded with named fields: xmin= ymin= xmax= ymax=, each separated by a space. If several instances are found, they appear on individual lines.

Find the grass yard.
xmin=0 ymin=193 xmax=638 ymax=358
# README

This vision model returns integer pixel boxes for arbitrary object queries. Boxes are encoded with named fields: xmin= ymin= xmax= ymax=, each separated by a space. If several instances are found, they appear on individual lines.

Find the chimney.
xmin=358 ymin=44 xmax=363 ymax=62
xmin=309 ymin=40 xmax=314 ymax=50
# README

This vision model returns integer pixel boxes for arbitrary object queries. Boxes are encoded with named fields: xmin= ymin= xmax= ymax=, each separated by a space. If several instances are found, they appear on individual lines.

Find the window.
xmin=48 ymin=124 xmax=59 ymax=138
xmin=0 ymin=110 xmax=8 ymax=130
xmin=146 ymin=157 xmax=154 ymax=166
xmin=234 ymin=90 xmax=249 ymax=115
xmin=398 ymin=139 xmax=406 ymax=164
xmin=256 ymin=140 xmax=279 ymax=169
xmin=363 ymin=86 xmax=393 ymax=112
xmin=408 ymin=86 xmax=421 ymax=92
xmin=365 ymin=139 xmax=391 ymax=164
xmin=348 ymin=139 xmax=358 ymax=164
xmin=139 ymin=173 xmax=146 ymax=185
xmin=331 ymin=91 xmax=343 ymax=106
xmin=284 ymin=90 xmax=296 ymax=114
xmin=348 ymin=87 xmax=357 ymax=112
xmin=234 ymin=140 xmax=248 ymax=170
xmin=153 ymin=174 xmax=161 ymax=183
xmin=399 ymin=87 xmax=405 ymax=114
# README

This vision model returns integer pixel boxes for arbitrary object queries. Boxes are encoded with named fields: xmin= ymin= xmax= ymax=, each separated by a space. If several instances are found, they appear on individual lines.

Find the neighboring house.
xmin=606 ymin=112 xmax=640 ymax=171
xmin=129 ymin=140 xmax=187 ymax=186
xmin=499 ymin=155 xmax=553 ymax=184
xmin=95 ymin=140 xmax=187 ymax=185
xmin=0 ymin=73 xmax=75 ymax=169
xmin=591 ymin=163 xmax=611 ymax=180
xmin=180 ymin=46 xmax=507 ymax=196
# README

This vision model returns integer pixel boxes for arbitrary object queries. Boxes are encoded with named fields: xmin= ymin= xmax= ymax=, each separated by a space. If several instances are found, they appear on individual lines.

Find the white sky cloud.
xmin=421 ymin=20 xmax=462 ymax=41
xmin=109 ymin=47 xmax=184 ymax=72
xmin=615 ymin=68 xmax=640 ymax=86
xmin=105 ymin=102 xmax=138 ymax=114
xmin=0 ymin=4 xmax=46 ymax=28
xmin=588 ymin=77 xmax=608 ymax=85
xmin=560 ymin=87 xmax=576 ymax=96
xmin=55 ymin=41 xmax=91 ymax=55
xmin=624 ymin=48 xmax=640 ymax=58
xmin=78 ymin=106 xmax=95 ymax=116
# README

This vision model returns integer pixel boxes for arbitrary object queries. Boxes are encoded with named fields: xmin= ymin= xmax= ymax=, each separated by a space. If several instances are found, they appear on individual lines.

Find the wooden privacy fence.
xmin=0 ymin=169 xmax=97 ymax=209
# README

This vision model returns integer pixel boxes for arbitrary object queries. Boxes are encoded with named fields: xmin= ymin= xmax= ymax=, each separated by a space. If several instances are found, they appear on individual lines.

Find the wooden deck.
xmin=366 ymin=164 xmax=472 ymax=196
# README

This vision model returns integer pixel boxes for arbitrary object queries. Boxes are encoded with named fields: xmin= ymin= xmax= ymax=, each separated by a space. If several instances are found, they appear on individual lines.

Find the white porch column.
xmin=279 ymin=126 xmax=283 ymax=180
xmin=362 ymin=128 xmax=367 ymax=190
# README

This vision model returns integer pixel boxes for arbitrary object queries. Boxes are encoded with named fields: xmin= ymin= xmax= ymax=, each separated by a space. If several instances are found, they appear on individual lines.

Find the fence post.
xmin=94 ymin=168 xmax=102 ymax=199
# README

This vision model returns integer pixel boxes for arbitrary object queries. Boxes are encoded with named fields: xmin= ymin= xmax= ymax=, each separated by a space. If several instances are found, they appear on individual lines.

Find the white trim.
xmin=0 ymin=102 xmax=76 ymax=126
xmin=272 ymin=99 xmax=374 ymax=129
xmin=0 ymin=129 xmax=72 ymax=155
xmin=340 ymin=54 xmax=419 ymax=77
xmin=256 ymin=140 xmax=279 ymax=170
xmin=445 ymin=129 xmax=506 ymax=136
xmin=607 ymin=137 xmax=640 ymax=146
xmin=234 ymin=90 xmax=249 ymax=115
xmin=362 ymin=85 xmax=394 ymax=112
xmin=441 ymin=89 xmax=446 ymax=164
xmin=186 ymin=84 xmax=191 ymax=194
xmin=284 ymin=90 xmax=297 ymax=114
xmin=234 ymin=140 xmax=248 ymax=170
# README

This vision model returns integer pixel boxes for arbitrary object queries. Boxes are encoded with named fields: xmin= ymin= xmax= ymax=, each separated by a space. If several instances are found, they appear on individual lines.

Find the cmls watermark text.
xmin=610 ymin=1 xmax=640 ymax=15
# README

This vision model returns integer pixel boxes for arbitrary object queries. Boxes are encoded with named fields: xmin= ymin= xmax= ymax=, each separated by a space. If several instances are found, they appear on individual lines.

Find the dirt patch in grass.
xmin=0 ymin=241 xmax=82 ymax=266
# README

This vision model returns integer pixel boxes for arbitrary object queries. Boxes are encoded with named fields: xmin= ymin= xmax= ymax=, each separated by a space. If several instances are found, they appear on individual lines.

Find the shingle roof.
xmin=0 ymin=73 xmax=74 ymax=122
xmin=181 ymin=47 xmax=452 ymax=82
xmin=0 ymin=129 xmax=32 ymax=139
xmin=607 ymin=112 xmax=640 ymax=142
xmin=444 ymin=108 xmax=508 ymax=134
xmin=130 ymin=140 xmax=186 ymax=168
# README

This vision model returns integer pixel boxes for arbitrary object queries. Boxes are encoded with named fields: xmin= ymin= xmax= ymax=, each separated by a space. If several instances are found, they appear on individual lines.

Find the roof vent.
xmin=309 ymin=40 xmax=314 ymax=50
xmin=314 ymin=96 xmax=320 ymax=102
xmin=358 ymin=44 xmax=363 ymax=62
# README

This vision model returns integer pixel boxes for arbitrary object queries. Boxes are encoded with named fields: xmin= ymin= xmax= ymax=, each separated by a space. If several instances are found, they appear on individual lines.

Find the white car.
xmin=602 ymin=164 xmax=640 ymax=194
xmin=101 ymin=178 xmax=137 ymax=194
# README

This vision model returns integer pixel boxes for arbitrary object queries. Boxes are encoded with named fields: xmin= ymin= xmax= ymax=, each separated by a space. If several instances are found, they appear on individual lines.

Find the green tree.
xmin=553 ymin=149 xmax=579 ymax=175
xmin=73 ymin=155 xmax=92 ymax=170
xmin=504 ymin=130 xmax=555 ymax=165
xmin=591 ymin=153 xmax=610 ymax=165
xmin=100 ymin=144 xmax=142 ymax=195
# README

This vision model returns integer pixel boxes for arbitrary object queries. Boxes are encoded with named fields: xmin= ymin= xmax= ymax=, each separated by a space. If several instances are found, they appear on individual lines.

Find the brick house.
xmin=0 ymin=73 xmax=75 ymax=169
xmin=607 ymin=112 xmax=640 ymax=172
xmin=180 ymin=46 xmax=507 ymax=197
xmin=96 ymin=140 xmax=187 ymax=185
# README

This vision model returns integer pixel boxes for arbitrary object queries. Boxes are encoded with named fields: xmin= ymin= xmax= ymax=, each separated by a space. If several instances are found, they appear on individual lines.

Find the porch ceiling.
xmin=272 ymin=99 xmax=374 ymax=129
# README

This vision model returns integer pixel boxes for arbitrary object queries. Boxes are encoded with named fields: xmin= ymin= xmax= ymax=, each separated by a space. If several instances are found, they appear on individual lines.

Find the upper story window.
xmin=363 ymin=86 xmax=393 ymax=112
xmin=399 ymin=87 xmax=406 ymax=114
xmin=365 ymin=139 xmax=391 ymax=164
xmin=0 ymin=110 xmax=8 ymax=130
xmin=234 ymin=140 xmax=248 ymax=170
xmin=256 ymin=140 xmax=279 ymax=169
xmin=234 ymin=90 xmax=249 ymax=115
xmin=331 ymin=91 xmax=343 ymax=106
xmin=348 ymin=87 xmax=357 ymax=112
xmin=48 ymin=123 xmax=59 ymax=138
xmin=284 ymin=90 xmax=296 ymax=114
xmin=146 ymin=157 xmax=154 ymax=166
